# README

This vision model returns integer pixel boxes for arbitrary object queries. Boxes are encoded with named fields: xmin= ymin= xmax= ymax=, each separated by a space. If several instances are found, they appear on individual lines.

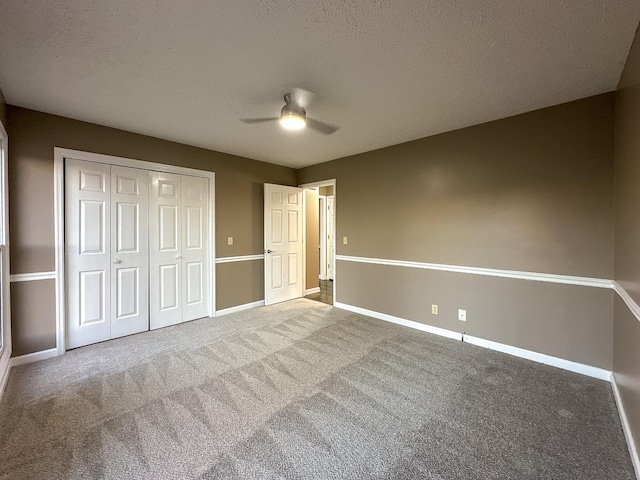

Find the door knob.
xmin=112 ymin=259 xmax=121 ymax=264
xmin=266 ymin=249 xmax=276 ymax=254
xmin=175 ymin=255 xmax=182 ymax=259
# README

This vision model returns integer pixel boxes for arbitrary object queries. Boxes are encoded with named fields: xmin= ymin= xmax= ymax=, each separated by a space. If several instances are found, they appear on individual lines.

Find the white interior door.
xmin=150 ymin=172 xmax=182 ymax=329
xmin=327 ymin=196 xmax=335 ymax=280
xmin=66 ymin=160 xmax=111 ymax=349
xmin=181 ymin=175 xmax=209 ymax=322
xmin=110 ymin=166 xmax=149 ymax=339
xmin=264 ymin=184 xmax=304 ymax=305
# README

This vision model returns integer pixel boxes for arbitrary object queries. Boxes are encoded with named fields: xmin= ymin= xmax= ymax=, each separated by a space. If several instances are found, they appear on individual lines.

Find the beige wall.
xmin=8 ymin=106 xmax=296 ymax=355
xmin=305 ymin=189 xmax=320 ymax=290
xmin=10 ymin=280 xmax=56 ymax=356
xmin=339 ymin=261 xmax=613 ymax=369
xmin=319 ymin=185 xmax=333 ymax=197
xmin=298 ymin=94 xmax=616 ymax=368
xmin=614 ymin=22 xmax=640 ymax=464
xmin=216 ymin=261 xmax=264 ymax=311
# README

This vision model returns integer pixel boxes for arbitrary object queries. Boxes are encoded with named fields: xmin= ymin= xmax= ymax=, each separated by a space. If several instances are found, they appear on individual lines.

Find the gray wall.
xmin=8 ymin=106 xmax=296 ymax=356
xmin=614 ymin=22 xmax=640 ymax=463
xmin=298 ymin=93 xmax=616 ymax=368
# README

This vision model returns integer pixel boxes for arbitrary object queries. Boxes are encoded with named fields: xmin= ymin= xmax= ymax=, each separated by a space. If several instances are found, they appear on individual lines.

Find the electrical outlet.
xmin=343 ymin=236 xmax=348 ymax=245
xmin=227 ymin=236 xmax=233 ymax=246
xmin=431 ymin=304 xmax=438 ymax=315
xmin=458 ymin=309 xmax=467 ymax=321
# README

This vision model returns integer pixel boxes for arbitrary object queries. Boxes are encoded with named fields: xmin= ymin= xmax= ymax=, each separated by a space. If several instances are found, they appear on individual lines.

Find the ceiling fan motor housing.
xmin=281 ymin=94 xmax=306 ymax=119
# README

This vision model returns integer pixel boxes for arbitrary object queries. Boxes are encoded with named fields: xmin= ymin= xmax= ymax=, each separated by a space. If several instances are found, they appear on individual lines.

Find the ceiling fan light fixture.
xmin=279 ymin=111 xmax=306 ymax=130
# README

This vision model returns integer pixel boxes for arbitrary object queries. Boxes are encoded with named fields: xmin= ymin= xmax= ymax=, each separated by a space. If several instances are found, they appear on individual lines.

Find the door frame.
xmin=0 ymin=119 xmax=11 ymax=397
xmin=300 ymin=179 xmax=336 ymax=304
xmin=54 ymin=148 xmax=216 ymax=355
xmin=319 ymin=195 xmax=327 ymax=280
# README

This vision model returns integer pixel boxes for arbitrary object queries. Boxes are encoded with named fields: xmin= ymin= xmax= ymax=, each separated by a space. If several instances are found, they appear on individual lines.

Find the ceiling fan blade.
xmin=306 ymin=117 xmax=340 ymax=135
xmin=241 ymin=117 xmax=279 ymax=124
xmin=291 ymin=87 xmax=317 ymax=108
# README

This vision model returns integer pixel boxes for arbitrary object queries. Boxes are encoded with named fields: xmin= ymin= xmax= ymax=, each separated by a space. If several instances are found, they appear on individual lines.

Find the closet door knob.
xmin=175 ymin=255 xmax=182 ymax=259
xmin=112 ymin=259 xmax=121 ymax=264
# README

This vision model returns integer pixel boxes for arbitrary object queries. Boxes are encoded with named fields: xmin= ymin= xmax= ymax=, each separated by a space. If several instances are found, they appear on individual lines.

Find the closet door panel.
xmin=66 ymin=159 xmax=111 ymax=349
xmin=181 ymin=176 xmax=209 ymax=321
xmin=150 ymin=172 xmax=182 ymax=329
xmin=110 ymin=166 xmax=149 ymax=339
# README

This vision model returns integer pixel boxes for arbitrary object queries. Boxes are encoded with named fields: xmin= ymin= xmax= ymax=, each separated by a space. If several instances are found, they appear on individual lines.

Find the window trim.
xmin=0 ymin=118 xmax=12 ymax=398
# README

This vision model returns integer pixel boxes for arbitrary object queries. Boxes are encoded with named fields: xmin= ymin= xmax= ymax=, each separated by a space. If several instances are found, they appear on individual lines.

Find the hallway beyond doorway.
xmin=305 ymin=280 xmax=333 ymax=305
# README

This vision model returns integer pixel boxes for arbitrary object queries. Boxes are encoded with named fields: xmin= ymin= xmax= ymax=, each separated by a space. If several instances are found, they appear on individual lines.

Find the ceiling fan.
xmin=241 ymin=88 xmax=339 ymax=135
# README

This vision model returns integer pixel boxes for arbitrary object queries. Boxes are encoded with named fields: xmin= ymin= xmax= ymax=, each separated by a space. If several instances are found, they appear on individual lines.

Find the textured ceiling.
xmin=0 ymin=1 xmax=639 ymax=168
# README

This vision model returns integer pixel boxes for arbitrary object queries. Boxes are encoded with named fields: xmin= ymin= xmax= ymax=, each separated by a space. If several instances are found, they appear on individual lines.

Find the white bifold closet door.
xmin=149 ymin=172 xmax=209 ymax=329
xmin=66 ymin=160 xmax=149 ymax=349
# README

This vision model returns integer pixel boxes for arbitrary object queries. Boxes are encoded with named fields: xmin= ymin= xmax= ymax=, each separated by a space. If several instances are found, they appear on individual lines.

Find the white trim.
xmin=319 ymin=196 xmax=327 ymax=280
xmin=612 ymin=374 xmax=640 ymax=479
xmin=305 ymin=287 xmax=321 ymax=295
xmin=462 ymin=334 xmax=612 ymax=381
xmin=54 ymin=147 xmax=217 ymax=354
xmin=0 ymin=119 xmax=7 ymax=245
xmin=334 ymin=302 xmax=611 ymax=381
xmin=10 ymin=271 xmax=56 ymax=282
xmin=299 ymin=179 xmax=337 ymax=189
xmin=10 ymin=348 xmax=60 ymax=367
xmin=612 ymin=281 xmax=640 ymax=324
xmin=334 ymin=301 xmax=463 ymax=341
xmin=216 ymin=300 xmax=264 ymax=316
xmin=336 ymin=255 xmax=612 ymax=289
xmin=302 ymin=188 xmax=307 ymax=297
xmin=55 ymin=147 xmax=214 ymax=178
xmin=0 ymin=345 xmax=11 ymax=403
xmin=215 ymin=254 xmax=263 ymax=264
xmin=54 ymin=152 xmax=66 ymax=356
xmin=0 ymin=118 xmax=11 ymax=402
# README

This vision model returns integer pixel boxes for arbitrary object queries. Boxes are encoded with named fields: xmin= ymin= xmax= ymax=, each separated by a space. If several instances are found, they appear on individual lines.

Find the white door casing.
xmin=150 ymin=172 xmax=182 ymax=329
xmin=66 ymin=160 xmax=112 ymax=348
xmin=181 ymin=175 xmax=209 ymax=322
xmin=110 ymin=165 xmax=149 ymax=339
xmin=327 ymin=196 xmax=335 ymax=280
xmin=319 ymin=196 xmax=326 ymax=280
xmin=264 ymin=184 xmax=304 ymax=305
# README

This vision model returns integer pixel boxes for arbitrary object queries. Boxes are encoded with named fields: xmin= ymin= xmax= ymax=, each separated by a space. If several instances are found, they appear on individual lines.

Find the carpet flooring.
xmin=0 ymin=299 xmax=634 ymax=479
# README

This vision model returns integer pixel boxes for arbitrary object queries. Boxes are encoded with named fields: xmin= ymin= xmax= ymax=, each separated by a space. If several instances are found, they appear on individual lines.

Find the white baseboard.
xmin=10 ymin=348 xmax=60 ymax=367
xmin=334 ymin=302 xmax=463 ymax=341
xmin=463 ymin=335 xmax=612 ymax=381
xmin=0 ymin=348 xmax=12 ymax=402
xmin=305 ymin=287 xmax=321 ymax=295
xmin=612 ymin=374 xmax=640 ymax=479
xmin=216 ymin=300 xmax=265 ymax=317
xmin=334 ymin=302 xmax=611 ymax=381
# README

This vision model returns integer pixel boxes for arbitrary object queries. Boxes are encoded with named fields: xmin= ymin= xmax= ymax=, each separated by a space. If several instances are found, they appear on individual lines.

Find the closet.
xmin=65 ymin=159 xmax=210 ymax=349
xmin=149 ymin=172 xmax=209 ymax=329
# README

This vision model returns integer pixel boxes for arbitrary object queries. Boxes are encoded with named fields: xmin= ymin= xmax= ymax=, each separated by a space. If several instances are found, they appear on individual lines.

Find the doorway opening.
xmin=302 ymin=180 xmax=335 ymax=306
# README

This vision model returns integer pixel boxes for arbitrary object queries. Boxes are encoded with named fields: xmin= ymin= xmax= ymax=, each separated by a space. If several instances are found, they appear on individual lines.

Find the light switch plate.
xmin=227 ymin=236 xmax=233 ymax=246
xmin=343 ymin=236 xmax=348 ymax=245
xmin=458 ymin=309 xmax=466 ymax=321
